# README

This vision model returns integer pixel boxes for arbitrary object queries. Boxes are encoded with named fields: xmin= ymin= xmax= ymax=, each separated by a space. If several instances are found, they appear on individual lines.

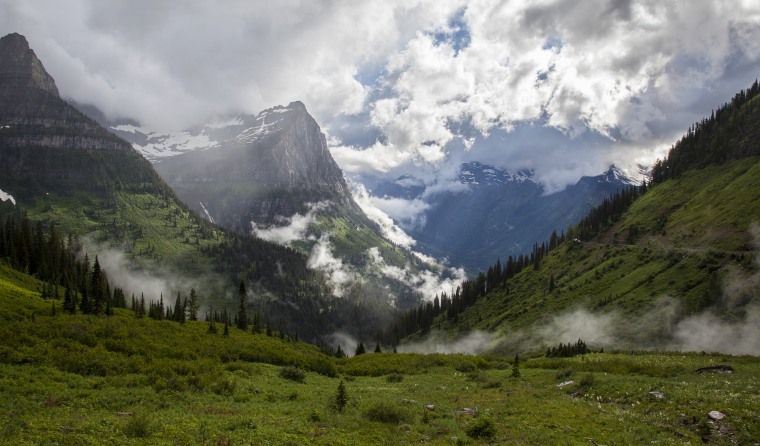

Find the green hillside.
xmin=0 ymin=261 xmax=757 ymax=445
xmin=392 ymin=82 xmax=760 ymax=353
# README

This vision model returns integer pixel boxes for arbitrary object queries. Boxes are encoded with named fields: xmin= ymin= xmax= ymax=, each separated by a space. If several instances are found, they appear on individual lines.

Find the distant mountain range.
xmin=368 ymin=161 xmax=639 ymax=272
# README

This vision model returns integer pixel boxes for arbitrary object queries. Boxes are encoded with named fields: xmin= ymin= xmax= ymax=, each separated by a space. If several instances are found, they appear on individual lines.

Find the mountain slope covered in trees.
xmin=392 ymin=80 xmax=760 ymax=353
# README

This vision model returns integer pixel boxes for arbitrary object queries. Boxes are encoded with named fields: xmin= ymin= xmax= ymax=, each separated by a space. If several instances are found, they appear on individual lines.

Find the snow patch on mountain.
xmin=459 ymin=162 xmax=535 ymax=187
xmin=0 ymin=188 xmax=15 ymax=205
xmin=199 ymin=202 xmax=216 ymax=224
xmin=115 ymin=103 xmax=303 ymax=162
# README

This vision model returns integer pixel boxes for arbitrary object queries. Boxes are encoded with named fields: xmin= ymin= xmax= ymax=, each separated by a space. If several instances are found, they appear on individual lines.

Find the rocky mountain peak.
xmin=0 ymin=33 xmax=59 ymax=97
xmin=0 ymin=32 xmax=129 ymax=151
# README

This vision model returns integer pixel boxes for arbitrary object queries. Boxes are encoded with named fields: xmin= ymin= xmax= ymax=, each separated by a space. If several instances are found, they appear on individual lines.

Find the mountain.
xmin=0 ymin=32 xmax=372 ymax=342
xmin=391 ymin=80 xmax=760 ymax=354
xmin=79 ymin=99 xmax=454 ymax=310
xmin=152 ymin=101 xmax=355 ymax=229
xmin=0 ymin=33 xmax=153 ymax=199
xmin=370 ymin=162 xmax=638 ymax=273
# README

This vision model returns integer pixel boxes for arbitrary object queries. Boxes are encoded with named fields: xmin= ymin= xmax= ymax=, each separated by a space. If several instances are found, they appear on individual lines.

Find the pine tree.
xmin=91 ymin=256 xmax=103 ymax=314
xmin=187 ymin=288 xmax=199 ymax=321
xmin=252 ymin=311 xmax=262 ymax=334
xmin=374 ymin=342 xmax=382 ymax=353
xmin=79 ymin=287 xmax=91 ymax=314
xmin=355 ymin=342 xmax=366 ymax=356
xmin=334 ymin=380 xmax=348 ymax=412
xmin=511 ymin=354 xmax=520 ymax=378
xmin=174 ymin=291 xmax=185 ymax=323
xmin=235 ymin=280 xmax=248 ymax=330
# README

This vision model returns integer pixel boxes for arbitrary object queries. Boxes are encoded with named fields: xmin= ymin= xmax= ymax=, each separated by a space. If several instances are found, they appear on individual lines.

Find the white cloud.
xmin=351 ymin=183 xmax=419 ymax=248
xmin=4 ymin=0 xmax=758 ymax=190
xmin=307 ymin=234 xmax=357 ymax=298
xmin=252 ymin=201 xmax=327 ymax=244
xmin=366 ymin=247 xmax=466 ymax=301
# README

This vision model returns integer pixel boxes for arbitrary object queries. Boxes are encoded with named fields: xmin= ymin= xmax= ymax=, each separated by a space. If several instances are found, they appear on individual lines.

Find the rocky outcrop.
xmin=0 ymin=32 xmax=163 ymax=200
xmin=155 ymin=102 xmax=357 ymax=229
xmin=0 ymin=32 xmax=130 ymax=151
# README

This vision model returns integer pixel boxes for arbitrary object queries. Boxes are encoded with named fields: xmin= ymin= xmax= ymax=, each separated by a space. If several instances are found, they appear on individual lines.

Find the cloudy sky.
xmin=3 ymin=0 xmax=759 ymax=192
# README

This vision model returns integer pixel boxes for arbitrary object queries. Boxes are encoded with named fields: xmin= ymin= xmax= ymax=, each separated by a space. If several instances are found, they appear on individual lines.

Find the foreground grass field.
xmin=1 ymin=263 xmax=758 ymax=445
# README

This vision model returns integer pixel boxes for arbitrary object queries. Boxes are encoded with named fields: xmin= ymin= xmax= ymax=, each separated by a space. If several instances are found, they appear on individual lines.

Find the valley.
xmin=0 ymin=21 xmax=759 ymax=446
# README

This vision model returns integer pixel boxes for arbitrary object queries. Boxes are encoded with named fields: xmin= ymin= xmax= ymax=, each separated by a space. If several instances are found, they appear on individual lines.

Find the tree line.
xmin=651 ymin=79 xmax=760 ymax=183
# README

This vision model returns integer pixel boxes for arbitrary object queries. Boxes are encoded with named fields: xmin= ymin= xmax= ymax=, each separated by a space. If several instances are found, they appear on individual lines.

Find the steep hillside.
xmin=394 ymin=82 xmax=760 ymax=354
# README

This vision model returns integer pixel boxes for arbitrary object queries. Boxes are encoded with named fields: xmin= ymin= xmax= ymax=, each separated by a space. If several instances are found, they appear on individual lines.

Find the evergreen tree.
xmin=334 ymin=380 xmax=348 ymax=412
xmin=63 ymin=284 xmax=75 ymax=314
xmin=355 ymin=342 xmax=366 ymax=356
xmin=79 ymin=287 xmax=91 ymax=314
xmin=91 ymin=256 xmax=104 ymax=314
xmin=252 ymin=311 xmax=262 ymax=334
xmin=511 ymin=354 xmax=520 ymax=378
xmin=374 ymin=342 xmax=382 ymax=353
xmin=187 ymin=288 xmax=199 ymax=321
xmin=235 ymin=280 xmax=248 ymax=330
xmin=174 ymin=291 xmax=185 ymax=323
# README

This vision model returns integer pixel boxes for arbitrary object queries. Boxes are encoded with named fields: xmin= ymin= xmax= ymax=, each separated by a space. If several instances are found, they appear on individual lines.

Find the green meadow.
xmin=1 ymin=264 xmax=757 ymax=445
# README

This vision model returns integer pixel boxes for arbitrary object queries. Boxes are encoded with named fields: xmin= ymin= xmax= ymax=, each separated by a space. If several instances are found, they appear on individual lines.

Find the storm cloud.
xmin=3 ymin=0 xmax=759 ymax=192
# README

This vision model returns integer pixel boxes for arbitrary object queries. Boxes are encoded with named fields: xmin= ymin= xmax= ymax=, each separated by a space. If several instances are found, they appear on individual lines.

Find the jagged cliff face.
xmin=0 ymin=33 xmax=162 ymax=200
xmin=154 ymin=102 xmax=357 ymax=230
xmin=0 ymin=33 xmax=129 ymax=152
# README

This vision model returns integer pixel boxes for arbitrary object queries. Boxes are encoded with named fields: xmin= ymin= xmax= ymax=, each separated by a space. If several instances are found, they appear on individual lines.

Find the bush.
xmin=465 ymin=416 xmax=496 ymax=439
xmin=386 ymin=373 xmax=404 ymax=383
xmin=122 ymin=414 xmax=153 ymax=439
xmin=456 ymin=361 xmax=477 ymax=373
xmin=279 ymin=366 xmax=306 ymax=383
xmin=579 ymin=372 xmax=595 ymax=388
xmin=364 ymin=401 xmax=410 ymax=424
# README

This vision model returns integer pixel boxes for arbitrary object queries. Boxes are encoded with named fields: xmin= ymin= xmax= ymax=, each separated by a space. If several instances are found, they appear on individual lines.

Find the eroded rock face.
xmin=155 ymin=102 xmax=357 ymax=229
xmin=0 ymin=33 xmax=58 ymax=98
xmin=0 ymin=32 xmax=129 ymax=152
xmin=0 ymin=33 xmax=161 ymax=200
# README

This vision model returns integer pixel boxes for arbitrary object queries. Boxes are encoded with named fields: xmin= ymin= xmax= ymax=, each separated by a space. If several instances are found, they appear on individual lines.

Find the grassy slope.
xmin=1 ymin=262 xmax=758 ymax=445
xmin=433 ymin=156 xmax=760 ymax=340
xmin=24 ymin=191 xmax=220 ymax=276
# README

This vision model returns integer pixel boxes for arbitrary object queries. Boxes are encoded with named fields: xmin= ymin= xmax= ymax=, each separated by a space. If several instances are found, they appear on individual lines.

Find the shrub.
xmin=465 ymin=416 xmax=496 ymax=439
xmin=122 ymin=414 xmax=153 ymax=439
xmin=279 ymin=366 xmax=306 ymax=383
xmin=364 ymin=401 xmax=410 ymax=424
xmin=310 ymin=358 xmax=337 ymax=377
xmin=211 ymin=377 xmax=236 ymax=396
xmin=481 ymin=380 xmax=501 ymax=389
xmin=386 ymin=373 xmax=404 ymax=383
xmin=579 ymin=372 xmax=595 ymax=388
xmin=456 ymin=361 xmax=477 ymax=373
